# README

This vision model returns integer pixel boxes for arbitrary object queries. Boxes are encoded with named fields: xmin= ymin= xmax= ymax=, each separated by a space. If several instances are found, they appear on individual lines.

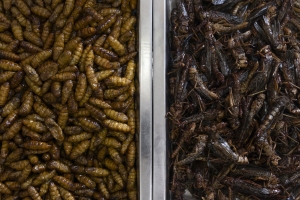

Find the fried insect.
xmin=85 ymin=64 xmax=98 ymax=91
xmin=97 ymin=14 xmax=117 ymax=33
xmin=0 ymin=182 xmax=12 ymax=194
xmin=104 ymin=86 xmax=129 ymax=99
xmin=0 ymin=110 xmax=18 ymax=134
xmin=32 ymin=170 xmax=56 ymax=186
xmin=51 ymin=72 xmax=77 ymax=81
xmin=125 ymin=60 xmax=136 ymax=81
xmin=104 ymin=108 xmax=128 ymax=122
xmin=11 ymin=20 xmax=23 ymax=40
xmin=0 ymin=0 xmax=138 ymax=198
xmin=94 ymin=55 xmax=120 ymax=69
xmin=31 ymin=50 xmax=52 ymax=69
xmin=28 ymin=186 xmax=42 ymax=200
xmin=23 ymin=141 xmax=51 ymax=150
xmin=0 ymin=60 xmax=21 ymax=71
xmin=0 ymin=82 xmax=10 ymax=106
xmin=119 ymin=51 xmax=137 ymax=64
xmin=120 ymin=134 xmax=133 ymax=155
xmin=9 ymin=160 xmax=29 ymax=170
xmin=105 ymin=76 xmax=131 ymax=87
xmin=33 ymin=102 xmax=55 ymax=118
xmin=20 ymin=41 xmax=42 ymax=53
xmin=111 ymin=170 xmax=124 ymax=187
xmin=53 ymin=33 xmax=64 ymax=61
xmin=109 ymin=131 xmax=127 ymax=141
xmin=127 ymin=167 xmax=136 ymax=190
xmin=107 ymin=36 xmax=126 ymax=56
xmin=84 ymin=102 xmax=106 ymax=121
xmin=61 ymin=80 xmax=73 ymax=104
xmin=189 ymin=67 xmax=219 ymax=100
xmin=121 ymin=16 xmax=136 ymax=34
xmin=107 ymin=147 xmax=123 ymax=165
xmin=69 ymin=140 xmax=90 ymax=160
xmin=99 ymin=182 xmax=110 ymax=199
xmin=23 ymin=31 xmax=43 ymax=47
xmin=58 ymin=186 xmax=75 ymax=200
xmin=103 ymin=157 xmax=118 ymax=171
xmin=103 ymin=119 xmax=131 ymax=132
xmin=37 ymin=61 xmax=58 ymax=82
xmin=74 ymin=15 xmax=93 ymax=30
xmin=62 ymin=22 xmax=73 ymax=43
xmin=22 ymin=119 xmax=47 ymax=133
xmin=75 ymin=175 xmax=96 ymax=189
xmin=49 ymin=3 xmax=64 ymax=22
xmin=79 ymin=86 xmax=93 ymax=107
xmin=62 ymin=0 xmax=75 ymax=17
xmin=49 ymin=182 xmax=61 ymax=200
xmin=45 ymin=118 xmax=64 ymax=141
xmin=78 ymin=27 xmax=97 ymax=38
xmin=85 ymin=49 xmax=95 ymax=68
xmin=25 ymin=76 xmax=42 ymax=95
xmin=85 ymin=167 xmax=110 ymax=177
xmin=43 ymin=35 xmax=55 ymax=52
xmin=0 ymin=49 xmax=20 ymax=61
xmin=18 ymin=163 xmax=32 ymax=182
xmin=89 ymin=97 xmax=111 ymax=109
xmin=31 ymin=164 xmax=46 ymax=175
xmin=77 ymin=117 xmax=101 ymax=131
xmin=23 ymin=64 xmax=42 ymax=86
xmin=78 ymin=44 xmax=91 ymax=72
xmin=67 ymin=132 xmax=92 ymax=143
xmin=31 ymin=6 xmax=51 ymax=18
xmin=5 ymin=40 xmax=19 ymax=53
xmin=39 ymin=181 xmax=50 ymax=197
xmin=51 ymin=82 xmax=62 ymax=98
xmin=126 ymin=141 xmax=136 ymax=168
xmin=0 ymin=41 xmax=8 ymax=50
xmin=53 ymin=176 xmax=75 ymax=191
xmin=75 ymin=73 xmax=87 ymax=102
xmin=6 ymin=147 xmax=24 ymax=163
xmin=58 ymin=65 xmax=79 ymax=73
xmin=111 ymin=96 xmax=134 ymax=112
xmin=57 ymin=107 xmax=68 ymax=130
xmin=57 ymin=50 xmax=72 ymax=68
xmin=70 ymin=42 xmax=83 ymax=66
xmin=93 ymin=46 xmax=119 ymax=62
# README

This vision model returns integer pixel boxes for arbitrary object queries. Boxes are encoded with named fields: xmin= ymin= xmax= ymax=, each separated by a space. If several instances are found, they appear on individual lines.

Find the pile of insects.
xmin=0 ymin=0 xmax=137 ymax=199
xmin=168 ymin=0 xmax=300 ymax=199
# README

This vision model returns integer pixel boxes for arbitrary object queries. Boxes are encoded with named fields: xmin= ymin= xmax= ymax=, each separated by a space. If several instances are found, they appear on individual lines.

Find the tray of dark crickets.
xmin=165 ymin=0 xmax=300 ymax=199
xmin=0 ymin=0 xmax=153 ymax=199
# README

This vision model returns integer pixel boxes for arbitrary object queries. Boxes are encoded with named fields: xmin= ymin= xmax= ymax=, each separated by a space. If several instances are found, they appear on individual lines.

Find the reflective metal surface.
xmin=153 ymin=0 xmax=169 ymax=199
xmin=138 ymin=0 xmax=153 ymax=200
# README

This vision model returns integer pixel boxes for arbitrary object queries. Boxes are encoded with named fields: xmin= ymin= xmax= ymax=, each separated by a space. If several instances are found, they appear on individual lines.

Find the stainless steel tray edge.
xmin=138 ymin=0 xmax=153 ymax=199
xmin=153 ymin=0 xmax=169 ymax=199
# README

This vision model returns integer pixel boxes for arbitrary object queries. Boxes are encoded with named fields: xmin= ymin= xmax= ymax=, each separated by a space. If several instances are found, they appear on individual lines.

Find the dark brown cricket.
xmin=168 ymin=0 xmax=300 ymax=199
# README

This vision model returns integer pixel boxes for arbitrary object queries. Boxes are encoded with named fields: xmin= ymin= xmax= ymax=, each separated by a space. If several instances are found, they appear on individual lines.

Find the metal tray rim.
xmin=153 ymin=0 xmax=168 ymax=199
xmin=138 ymin=0 xmax=153 ymax=199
